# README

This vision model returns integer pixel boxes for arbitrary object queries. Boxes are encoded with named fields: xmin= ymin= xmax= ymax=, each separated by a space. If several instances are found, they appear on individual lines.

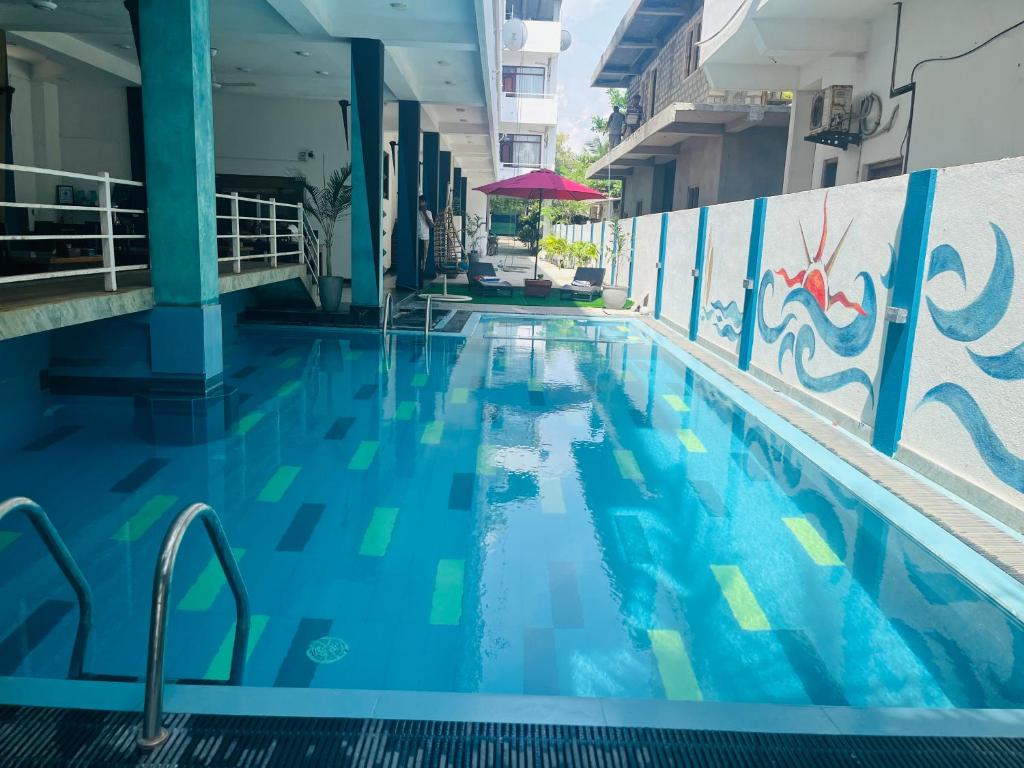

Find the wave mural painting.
xmin=700 ymin=232 xmax=744 ymax=341
xmin=757 ymin=197 xmax=880 ymax=404
xmin=916 ymin=223 xmax=1024 ymax=494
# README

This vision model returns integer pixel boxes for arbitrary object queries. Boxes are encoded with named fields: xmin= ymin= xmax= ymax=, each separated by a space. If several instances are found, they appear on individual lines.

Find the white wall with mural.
xmin=697 ymin=199 xmax=753 ymax=356
xmin=629 ymin=213 xmax=663 ymax=314
xmin=751 ymin=177 xmax=906 ymax=431
xmin=902 ymin=158 xmax=1024 ymax=514
xmin=659 ymin=209 xmax=701 ymax=335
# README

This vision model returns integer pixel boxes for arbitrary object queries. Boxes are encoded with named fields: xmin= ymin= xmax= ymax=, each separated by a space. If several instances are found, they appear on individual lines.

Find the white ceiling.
xmin=0 ymin=0 xmax=498 ymax=180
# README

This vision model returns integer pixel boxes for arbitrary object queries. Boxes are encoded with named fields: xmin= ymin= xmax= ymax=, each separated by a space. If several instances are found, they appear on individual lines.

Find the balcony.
xmin=499 ymin=92 xmax=558 ymax=126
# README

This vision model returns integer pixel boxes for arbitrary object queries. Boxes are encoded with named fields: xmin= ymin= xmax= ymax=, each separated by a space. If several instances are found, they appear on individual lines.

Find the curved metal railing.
xmin=424 ymin=294 xmax=433 ymax=336
xmin=138 ymin=503 xmax=250 ymax=749
xmin=382 ymin=291 xmax=394 ymax=335
xmin=0 ymin=497 xmax=93 ymax=679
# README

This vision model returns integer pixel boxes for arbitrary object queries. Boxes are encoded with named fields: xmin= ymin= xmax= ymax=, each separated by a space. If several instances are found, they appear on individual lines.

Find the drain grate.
xmin=1 ymin=705 xmax=1023 ymax=767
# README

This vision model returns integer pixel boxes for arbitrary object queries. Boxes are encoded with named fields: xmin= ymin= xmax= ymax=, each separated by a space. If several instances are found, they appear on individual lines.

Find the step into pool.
xmin=1 ymin=315 xmax=1023 ymax=711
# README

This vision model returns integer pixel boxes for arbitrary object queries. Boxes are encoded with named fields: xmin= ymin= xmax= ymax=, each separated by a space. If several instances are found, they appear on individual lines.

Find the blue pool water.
xmin=1 ymin=314 xmax=1023 ymax=708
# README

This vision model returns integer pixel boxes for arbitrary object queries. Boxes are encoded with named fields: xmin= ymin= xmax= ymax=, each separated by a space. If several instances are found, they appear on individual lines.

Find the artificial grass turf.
xmin=422 ymin=282 xmax=634 ymax=310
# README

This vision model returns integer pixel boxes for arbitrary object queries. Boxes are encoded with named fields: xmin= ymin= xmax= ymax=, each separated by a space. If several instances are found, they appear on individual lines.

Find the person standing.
xmin=608 ymin=105 xmax=626 ymax=148
xmin=417 ymin=194 xmax=433 ymax=281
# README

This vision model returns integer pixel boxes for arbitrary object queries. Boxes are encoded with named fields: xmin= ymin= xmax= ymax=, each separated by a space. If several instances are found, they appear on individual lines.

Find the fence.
xmin=555 ymin=156 xmax=1024 ymax=526
xmin=214 ymin=193 xmax=304 ymax=274
xmin=0 ymin=163 xmax=147 ymax=291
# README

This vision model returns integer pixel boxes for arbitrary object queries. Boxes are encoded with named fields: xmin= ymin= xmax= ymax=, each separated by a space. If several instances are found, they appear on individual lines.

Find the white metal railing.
xmin=301 ymin=218 xmax=320 ymax=286
xmin=502 ymin=91 xmax=557 ymax=99
xmin=214 ymin=192 xmax=304 ymax=275
xmin=0 ymin=162 xmax=146 ymax=291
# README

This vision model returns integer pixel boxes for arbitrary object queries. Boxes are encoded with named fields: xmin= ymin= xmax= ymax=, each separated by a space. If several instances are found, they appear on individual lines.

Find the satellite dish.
xmin=503 ymin=19 xmax=528 ymax=51
xmin=560 ymin=29 xmax=573 ymax=52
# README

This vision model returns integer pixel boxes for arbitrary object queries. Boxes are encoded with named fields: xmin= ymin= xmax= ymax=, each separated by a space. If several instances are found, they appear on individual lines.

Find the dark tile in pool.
xmin=549 ymin=562 xmax=584 ymax=629
xmin=614 ymin=515 xmax=652 ymax=564
xmin=690 ymin=480 xmax=726 ymax=518
xmin=231 ymin=366 xmax=258 ymax=380
xmin=267 ymin=346 xmax=291 ymax=357
xmin=23 ymin=425 xmax=80 ymax=451
xmin=325 ymin=417 xmax=356 ymax=441
xmin=774 ymin=629 xmax=849 ymax=706
xmin=523 ymin=628 xmax=559 ymax=695
xmin=111 ymin=458 xmax=170 ymax=493
xmin=276 ymin=504 xmax=326 ymax=552
xmin=629 ymin=408 xmax=649 ymax=428
xmin=274 ymin=618 xmax=334 ymax=687
xmin=448 ymin=473 xmax=475 ymax=511
xmin=0 ymin=600 xmax=73 ymax=675
xmin=528 ymin=391 xmax=545 ymax=407
xmin=354 ymin=384 xmax=378 ymax=400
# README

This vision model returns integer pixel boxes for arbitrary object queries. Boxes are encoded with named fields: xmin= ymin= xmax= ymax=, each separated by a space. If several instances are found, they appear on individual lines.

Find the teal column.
xmin=598 ymin=220 xmax=606 ymax=267
xmin=626 ymin=219 xmax=637 ymax=296
xmin=349 ymin=38 xmax=385 ymax=309
xmin=422 ymin=132 xmax=439 ymax=278
xmin=689 ymin=207 xmax=709 ymax=341
xmin=738 ymin=197 xmax=768 ymax=371
xmin=139 ymin=0 xmax=220 ymax=381
xmin=453 ymin=167 xmax=463 ymax=213
xmin=459 ymin=176 xmax=468 ymax=252
xmin=396 ymin=100 xmax=420 ymax=290
xmin=589 ymin=222 xmax=595 ymax=243
xmin=654 ymin=213 xmax=668 ymax=319
xmin=873 ymin=169 xmax=938 ymax=455
xmin=438 ymin=151 xmax=452 ymax=210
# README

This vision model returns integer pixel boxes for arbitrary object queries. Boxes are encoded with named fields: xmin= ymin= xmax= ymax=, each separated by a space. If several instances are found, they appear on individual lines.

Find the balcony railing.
xmin=0 ymin=163 xmax=147 ymax=291
xmin=214 ymin=193 xmax=304 ymax=275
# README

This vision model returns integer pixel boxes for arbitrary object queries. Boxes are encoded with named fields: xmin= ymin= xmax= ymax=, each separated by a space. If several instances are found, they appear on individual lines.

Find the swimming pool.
xmin=1 ymin=314 xmax=1023 ymax=711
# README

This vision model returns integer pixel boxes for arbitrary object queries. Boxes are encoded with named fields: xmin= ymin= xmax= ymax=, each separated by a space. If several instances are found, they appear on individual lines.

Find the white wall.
xmin=58 ymin=84 xmax=131 ymax=180
xmin=784 ymin=0 xmax=1024 ymax=189
xmin=212 ymin=92 xmax=353 ymax=277
xmin=697 ymin=198 xmax=752 ymax=357
xmin=901 ymin=157 xmax=1024 ymax=519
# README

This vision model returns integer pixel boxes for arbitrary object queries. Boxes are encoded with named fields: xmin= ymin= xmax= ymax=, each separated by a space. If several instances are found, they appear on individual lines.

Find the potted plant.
xmin=302 ymin=166 xmax=352 ymax=312
xmin=463 ymin=214 xmax=486 ymax=263
xmin=602 ymin=219 xmax=629 ymax=310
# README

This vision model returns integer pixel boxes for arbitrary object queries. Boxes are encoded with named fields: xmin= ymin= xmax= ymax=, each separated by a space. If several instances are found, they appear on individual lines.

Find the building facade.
xmin=587 ymin=0 xmax=790 ymax=217
xmin=699 ymin=0 xmax=1024 ymax=192
xmin=497 ymin=0 xmax=563 ymax=179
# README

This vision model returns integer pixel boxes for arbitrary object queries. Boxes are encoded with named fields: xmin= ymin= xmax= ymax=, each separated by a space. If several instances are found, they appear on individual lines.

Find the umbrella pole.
xmin=534 ymin=191 xmax=542 ymax=280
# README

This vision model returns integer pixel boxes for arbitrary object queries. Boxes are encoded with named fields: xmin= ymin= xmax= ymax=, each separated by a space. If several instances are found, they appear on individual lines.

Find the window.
xmin=686 ymin=186 xmax=700 ymax=209
xmin=649 ymin=68 xmax=658 ymax=114
xmin=505 ymin=0 xmax=556 ymax=21
xmin=635 ymin=201 xmax=644 ymax=218
xmin=502 ymin=66 xmax=546 ymax=96
xmin=689 ymin=22 xmax=701 ymax=74
xmin=821 ymin=158 xmax=838 ymax=188
xmin=499 ymin=134 xmax=543 ymax=167
xmin=865 ymin=158 xmax=904 ymax=181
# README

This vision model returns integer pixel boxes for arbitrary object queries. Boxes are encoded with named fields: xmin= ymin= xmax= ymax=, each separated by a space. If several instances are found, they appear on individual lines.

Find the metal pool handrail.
xmin=425 ymin=294 xmax=433 ymax=335
xmin=0 ymin=497 xmax=93 ymax=680
xmin=382 ymin=291 xmax=394 ymax=335
xmin=138 ymin=503 xmax=250 ymax=750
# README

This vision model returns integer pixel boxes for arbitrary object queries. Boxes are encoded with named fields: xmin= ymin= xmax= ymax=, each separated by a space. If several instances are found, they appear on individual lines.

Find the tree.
xmin=588 ymin=89 xmax=627 ymax=159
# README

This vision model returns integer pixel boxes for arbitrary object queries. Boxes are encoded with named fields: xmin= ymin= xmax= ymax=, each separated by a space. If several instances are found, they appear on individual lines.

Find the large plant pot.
xmin=468 ymin=249 xmax=482 ymax=264
xmin=320 ymin=275 xmax=344 ymax=312
xmin=602 ymin=285 xmax=628 ymax=310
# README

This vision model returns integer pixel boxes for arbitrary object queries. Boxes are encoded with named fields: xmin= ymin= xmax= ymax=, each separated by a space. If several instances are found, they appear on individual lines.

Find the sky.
xmin=557 ymin=0 xmax=634 ymax=151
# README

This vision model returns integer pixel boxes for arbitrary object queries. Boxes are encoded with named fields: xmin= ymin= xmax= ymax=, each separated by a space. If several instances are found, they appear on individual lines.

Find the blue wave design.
xmin=919 ymin=383 xmax=1024 ymax=493
xmin=926 ymin=224 xmax=1013 ymax=342
xmin=757 ymin=271 xmax=796 ymax=344
xmin=711 ymin=323 xmax=741 ymax=341
xmin=787 ymin=326 xmax=875 ymax=403
xmin=928 ymin=243 xmax=966 ymax=288
xmin=780 ymin=272 xmax=877 ymax=358
xmin=703 ymin=298 xmax=743 ymax=341
xmin=778 ymin=331 xmax=795 ymax=373
xmin=967 ymin=343 xmax=1024 ymax=381
xmin=881 ymin=244 xmax=896 ymax=290
xmin=708 ymin=299 xmax=743 ymax=326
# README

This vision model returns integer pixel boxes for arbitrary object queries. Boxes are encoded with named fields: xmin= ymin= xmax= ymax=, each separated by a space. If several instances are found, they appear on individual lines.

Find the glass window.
xmin=506 ymin=0 xmax=557 ymax=21
xmin=502 ymin=66 xmax=546 ymax=96
xmin=500 ymin=134 xmax=543 ymax=167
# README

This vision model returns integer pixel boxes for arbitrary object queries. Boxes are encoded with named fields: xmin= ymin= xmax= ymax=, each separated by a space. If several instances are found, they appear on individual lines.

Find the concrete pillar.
xmin=459 ymin=176 xmax=468 ymax=252
xmin=0 ymin=30 xmax=15 ymax=231
xmin=422 ymin=132 xmax=439 ymax=278
xmin=453 ymin=166 xmax=462 ymax=213
xmin=138 ymin=0 xmax=221 ymax=383
xmin=783 ymin=90 xmax=817 ymax=193
xmin=438 ymin=150 xmax=452 ymax=211
xmin=396 ymin=100 xmax=420 ymax=290
xmin=349 ymin=38 xmax=385 ymax=311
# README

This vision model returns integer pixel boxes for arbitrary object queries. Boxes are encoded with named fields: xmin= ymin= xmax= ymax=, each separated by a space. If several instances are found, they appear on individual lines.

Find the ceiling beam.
xmin=438 ymin=122 xmax=489 ymax=135
xmin=263 ymin=0 xmax=331 ymax=37
xmin=11 ymin=32 xmax=140 ymax=85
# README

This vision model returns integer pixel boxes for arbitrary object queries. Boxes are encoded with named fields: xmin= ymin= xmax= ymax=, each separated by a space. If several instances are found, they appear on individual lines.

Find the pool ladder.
xmin=0 ymin=495 xmax=249 ymax=751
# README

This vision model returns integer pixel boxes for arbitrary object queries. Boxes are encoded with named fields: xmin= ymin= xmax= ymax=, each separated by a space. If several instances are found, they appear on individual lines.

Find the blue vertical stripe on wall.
xmin=396 ymin=100 xmax=420 ymax=290
xmin=654 ymin=213 xmax=669 ymax=320
xmin=349 ymin=38 xmax=385 ymax=308
xmin=590 ymin=222 xmax=595 ymax=244
xmin=422 ymin=132 xmax=439 ymax=278
xmin=872 ymin=169 xmax=938 ymax=456
xmin=689 ymin=207 xmax=709 ymax=341
xmin=599 ymin=220 xmax=606 ymax=267
xmin=738 ymin=197 xmax=768 ymax=371
xmin=627 ymin=218 xmax=637 ymax=296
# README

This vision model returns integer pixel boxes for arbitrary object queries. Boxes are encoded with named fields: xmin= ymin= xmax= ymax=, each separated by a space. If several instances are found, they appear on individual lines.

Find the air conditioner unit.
xmin=809 ymin=85 xmax=853 ymax=134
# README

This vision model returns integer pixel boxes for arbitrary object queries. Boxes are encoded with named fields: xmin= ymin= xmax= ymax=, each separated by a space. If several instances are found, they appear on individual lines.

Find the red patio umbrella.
xmin=475 ymin=169 xmax=606 ymax=279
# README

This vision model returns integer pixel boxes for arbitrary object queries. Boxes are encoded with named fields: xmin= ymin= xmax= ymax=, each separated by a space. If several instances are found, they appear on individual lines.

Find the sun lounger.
xmin=468 ymin=262 xmax=514 ymax=296
xmin=559 ymin=267 xmax=606 ymax=300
